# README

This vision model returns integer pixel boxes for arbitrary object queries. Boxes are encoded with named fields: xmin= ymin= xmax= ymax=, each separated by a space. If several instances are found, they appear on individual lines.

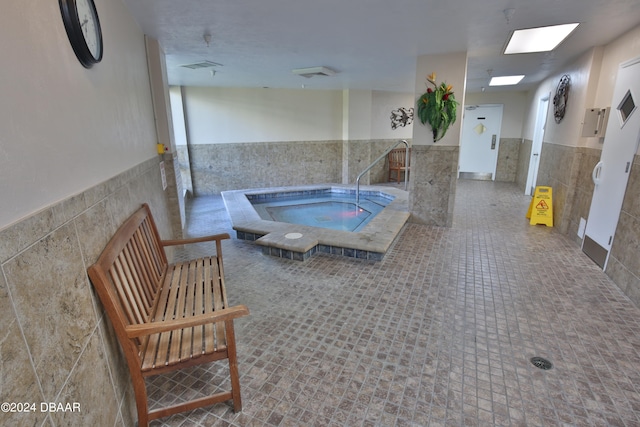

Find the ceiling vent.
xmin=292 ymin=66 xmax=336 ymax=78
xmin=181 ymin=60 xmax=223 ymax=70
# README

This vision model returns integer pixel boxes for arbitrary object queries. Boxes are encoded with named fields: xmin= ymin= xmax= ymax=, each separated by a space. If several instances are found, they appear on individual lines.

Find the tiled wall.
xmin=565 ymin=147 xmax=601 ymax=242
xmin=0 ymin=157 xmax=172 ymax=427
xmin=186 ymin=139 xmax=408 ymax=194
xmin=516 ymin=139 xmax=532 ymax=192
xmin=607 ymin=153 xmax=640 ymax=307
xmin=495 ymin=138 xmax=521 ymax=182
xmin=189 ymin=141 xmax=343 ymax=194
xmin=347 ymin=139 xmax=412 ymax=184
xmin=346 ymin=139 xmax=391 ymax=184
xmin=534 ymin=143 xmax=601 ymax=237
xmin=345 ymin=140 xmax=374 ymax=185
xmin=408 ymin=145 xmax=459 ymax=227
xmin=176 ymin=145 xmax=194 ymax=196
xmin=535 ymin=143 xmax=581 ymax=234
xmin=163 ymin=152 xmax=187 ymax=234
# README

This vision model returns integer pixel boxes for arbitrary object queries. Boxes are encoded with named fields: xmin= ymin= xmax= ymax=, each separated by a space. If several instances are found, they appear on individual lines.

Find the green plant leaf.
xmin=416 ymin=75 xmax=459 ymax=142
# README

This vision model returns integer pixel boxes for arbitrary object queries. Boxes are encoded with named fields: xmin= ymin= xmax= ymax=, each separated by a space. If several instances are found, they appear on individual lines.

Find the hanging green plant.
xmin=417 ymin=72 xmax=458 ymax=142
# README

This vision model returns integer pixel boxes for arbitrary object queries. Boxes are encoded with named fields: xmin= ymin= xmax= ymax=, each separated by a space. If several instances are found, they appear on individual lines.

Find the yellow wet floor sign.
xmin=526 ymin=186 xmax=553 ymax=227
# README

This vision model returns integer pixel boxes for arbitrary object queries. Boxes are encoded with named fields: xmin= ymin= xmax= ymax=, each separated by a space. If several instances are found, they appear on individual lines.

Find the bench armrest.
xmin=161 ymin=233 xmax=230 ymax=247
xmin=124 ymin=304 xmax=249 ymax=338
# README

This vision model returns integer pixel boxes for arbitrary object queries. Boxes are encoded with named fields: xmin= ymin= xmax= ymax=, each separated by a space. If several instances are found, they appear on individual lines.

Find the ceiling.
xmin=122 ymin=0 xmax=640 ymax=94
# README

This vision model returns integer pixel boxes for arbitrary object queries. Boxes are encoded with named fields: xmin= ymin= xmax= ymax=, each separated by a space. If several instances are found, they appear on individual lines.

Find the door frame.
xmin=525 ymin=94 xmax=550 ymax=196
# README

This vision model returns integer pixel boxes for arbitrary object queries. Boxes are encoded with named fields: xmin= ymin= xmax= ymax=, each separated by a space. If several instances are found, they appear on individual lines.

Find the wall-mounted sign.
xmin=553 ymin=74 xmax=571 ymax=123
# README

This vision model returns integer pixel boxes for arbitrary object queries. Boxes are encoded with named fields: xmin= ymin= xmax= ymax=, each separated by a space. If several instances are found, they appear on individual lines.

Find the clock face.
xmin=59 ymin=0 xmax=103 ymax=68
xmin=75 ymin=0 xmax=102 ymax=60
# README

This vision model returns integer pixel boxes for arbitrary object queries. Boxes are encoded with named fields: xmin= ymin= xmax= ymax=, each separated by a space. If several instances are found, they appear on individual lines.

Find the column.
xmin=409 ymin=52 xmax=468 ymax=226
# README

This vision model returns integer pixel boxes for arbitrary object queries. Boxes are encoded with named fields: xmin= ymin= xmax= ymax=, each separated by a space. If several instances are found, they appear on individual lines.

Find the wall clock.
xmin=59 ymin=0 xmax=103 ymax=68
xmin=553 ymin=74 xmax=571 ymax=123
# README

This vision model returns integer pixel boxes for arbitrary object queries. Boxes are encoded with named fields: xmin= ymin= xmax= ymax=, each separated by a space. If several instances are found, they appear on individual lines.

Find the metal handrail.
xmin=356 ymin=139 xmax=409 ymax=206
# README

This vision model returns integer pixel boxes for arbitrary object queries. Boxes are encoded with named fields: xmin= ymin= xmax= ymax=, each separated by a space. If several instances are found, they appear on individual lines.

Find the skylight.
xmin=489 ymin=75 xmax=525 ymax=86
xmin=504 ymin=23 xmax=580 ymax=54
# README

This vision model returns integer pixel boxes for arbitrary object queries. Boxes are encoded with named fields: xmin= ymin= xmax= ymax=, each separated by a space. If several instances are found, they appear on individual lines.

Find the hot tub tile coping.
xmin=255 ymin=231 xmax=318 ymax=253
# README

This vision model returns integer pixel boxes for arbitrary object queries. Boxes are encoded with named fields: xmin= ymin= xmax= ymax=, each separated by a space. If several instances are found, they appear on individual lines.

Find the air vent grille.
xmin=292 ymin=66 xmax=336 ymax=78
xmin=181 ymin=60 xmax=223 ymax=70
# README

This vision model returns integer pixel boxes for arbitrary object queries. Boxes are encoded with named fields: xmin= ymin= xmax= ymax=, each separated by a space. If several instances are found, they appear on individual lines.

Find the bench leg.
xmin=131 ymin=372 xmax=150 ymax=427
xmin=225 ymin=321 xmax=243 ymax=412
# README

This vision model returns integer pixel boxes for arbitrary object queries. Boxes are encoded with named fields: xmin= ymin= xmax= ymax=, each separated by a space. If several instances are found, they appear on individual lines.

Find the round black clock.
xmin=553 ymin=74 xmax=571 ymax=123
xmin=59 ymin=0 xmax=103 ymax=68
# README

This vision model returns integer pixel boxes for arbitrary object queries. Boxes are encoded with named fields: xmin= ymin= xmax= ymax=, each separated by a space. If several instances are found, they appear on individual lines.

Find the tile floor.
xmin=148 ymin=180 xmax=640 ymax=427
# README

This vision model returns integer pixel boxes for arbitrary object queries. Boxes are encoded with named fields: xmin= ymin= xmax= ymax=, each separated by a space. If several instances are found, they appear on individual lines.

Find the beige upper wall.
xmin=176 ymin=86 xmax=414 ymax=145
xmin=595 ymin=26 xmax=640 ymax=108
xmin=181 ymin=87 xmax=344 ymax=144
xmin=523 ymin=49 xmax=599 ymax=148
xmin=371 ymin=91 xmax=414 ymax=140
xmin=522 ymin=24 xmax=640 ymax=150
xmin=0 ymin=0 xmax=158 ymax=229
xmin=343 ymin=90 xmax=373 ymax=140
xmin=170 ymin=87 xmax=189 ymax=147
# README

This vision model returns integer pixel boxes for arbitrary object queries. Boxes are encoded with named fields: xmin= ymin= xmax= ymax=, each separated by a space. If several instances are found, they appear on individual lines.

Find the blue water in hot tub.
xmin=248 ymin=190 xmax=393 ymax=232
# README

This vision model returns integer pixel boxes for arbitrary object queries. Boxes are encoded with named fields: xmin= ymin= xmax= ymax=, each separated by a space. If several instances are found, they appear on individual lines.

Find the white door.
xmin=583 ymin=56 xmax=640 ymax=269
xmin=525 ymin=96 xmax=549 ymax=195
xmin=458 ymin=104 xmax=503 ymax=180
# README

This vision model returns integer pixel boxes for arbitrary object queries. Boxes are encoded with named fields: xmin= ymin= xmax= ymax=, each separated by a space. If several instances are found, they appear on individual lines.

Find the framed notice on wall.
xmin=160 ymin=161 xmax=167 ymax=190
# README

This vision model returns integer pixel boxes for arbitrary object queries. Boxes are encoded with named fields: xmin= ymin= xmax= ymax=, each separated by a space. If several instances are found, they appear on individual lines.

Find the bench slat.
xmin=204 ymin=258 xmax=216 ymax=353
xmin=152 ymin=264 xmax=184 ymax=368
xmin=179 ymin=260 xmax=198 ymax=360
xmin=169 ymin=260 xmax=193 ymax=364
xmin=139 ymin=219 xmax=165 ymax=282
xmin=142 ymin=265 xmax=176 ymax=369
xmin=111 ymin=257 xmax=146 ymax=325
xmin=126 ymin=236 xmax=156 ymax=309
xmin=134 ymin=225 xmax=162 ymax=287
xmin=211 ymin=258 xmax=226 ymax=351
xmin=193 ymin=259 xmax=206 ymax=353
xmin=122 ymin=245 xmax=151 ymax=319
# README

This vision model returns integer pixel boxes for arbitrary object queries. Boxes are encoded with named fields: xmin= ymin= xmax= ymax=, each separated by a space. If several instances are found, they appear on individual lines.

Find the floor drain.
xmin=530 ymin=356 xmax=553 ymax=370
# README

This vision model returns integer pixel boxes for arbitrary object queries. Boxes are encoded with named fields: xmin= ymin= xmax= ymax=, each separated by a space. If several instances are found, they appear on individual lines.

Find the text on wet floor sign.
xmin=526 ymin=186 xmax=553 ymax=227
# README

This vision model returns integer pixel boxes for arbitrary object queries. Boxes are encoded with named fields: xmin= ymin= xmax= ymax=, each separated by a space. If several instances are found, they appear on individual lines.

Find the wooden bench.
xmin=87 ymin=204 xmax=249 ymax=427
xmin=388 ymin=147 xmax=410 ymax=183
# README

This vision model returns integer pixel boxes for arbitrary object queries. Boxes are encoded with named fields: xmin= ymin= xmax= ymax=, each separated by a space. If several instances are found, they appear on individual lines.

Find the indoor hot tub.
xmin=221 ymin=184 xmax=409 ymax=261
xmin=248 ymin=188 xmax=393 ymax=232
